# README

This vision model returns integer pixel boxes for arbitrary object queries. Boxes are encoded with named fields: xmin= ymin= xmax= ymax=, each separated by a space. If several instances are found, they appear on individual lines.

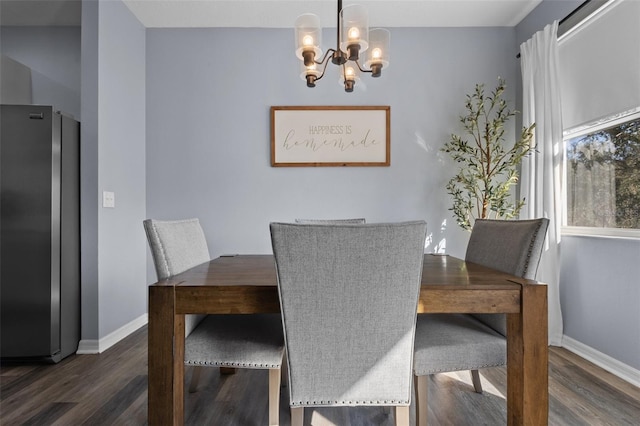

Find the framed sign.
xmin=271 ymin=106 xmax=390 ymax=167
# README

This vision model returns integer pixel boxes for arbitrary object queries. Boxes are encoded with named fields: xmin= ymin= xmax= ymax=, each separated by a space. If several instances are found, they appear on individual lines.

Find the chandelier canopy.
xmin=295 ymin=0 xmax=390 ymax=92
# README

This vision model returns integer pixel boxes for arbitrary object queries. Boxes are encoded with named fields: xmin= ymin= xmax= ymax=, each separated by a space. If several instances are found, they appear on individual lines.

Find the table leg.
xmin=149 ymin=286 xmax=185 ymax=425
xmin=507 ymin=284 xmax=548 ymax=425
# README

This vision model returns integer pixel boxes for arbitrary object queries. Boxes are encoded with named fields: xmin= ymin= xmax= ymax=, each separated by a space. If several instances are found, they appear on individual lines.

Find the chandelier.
xmin=295 ymin=0 xmax=390 ymax=92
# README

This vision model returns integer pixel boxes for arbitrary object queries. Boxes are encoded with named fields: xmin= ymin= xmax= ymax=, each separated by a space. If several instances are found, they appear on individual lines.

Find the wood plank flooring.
xmin=2 ymin=325 xmax=639 ymax=425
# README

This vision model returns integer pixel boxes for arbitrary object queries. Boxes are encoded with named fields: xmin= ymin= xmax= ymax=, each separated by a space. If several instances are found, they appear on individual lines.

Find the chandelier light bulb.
xmin=345 ymin=66 xmax=355 ymax=79
xmin=372 ymin=48 xmax=382 ymax=60
xmin=302 ymin=35 xmax=314 ymax=47
xmin=348 ymin=27 xmax=360 ymax=41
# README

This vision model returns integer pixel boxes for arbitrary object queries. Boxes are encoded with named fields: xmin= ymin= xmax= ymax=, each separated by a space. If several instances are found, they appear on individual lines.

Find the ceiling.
xmin=0 ymin=0 xmax=542 ymax=28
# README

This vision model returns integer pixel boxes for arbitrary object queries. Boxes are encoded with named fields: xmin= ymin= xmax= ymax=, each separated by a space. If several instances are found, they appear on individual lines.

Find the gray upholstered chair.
xmin=294 ymin=218 xmax=366 ymax=224
xmin=413 ymin=218 xmax=549 ymax=426
xmin=143 ymin=218 xmax=285 ymax=425
xmin=270 ymin=221 xmax=427 ymax=426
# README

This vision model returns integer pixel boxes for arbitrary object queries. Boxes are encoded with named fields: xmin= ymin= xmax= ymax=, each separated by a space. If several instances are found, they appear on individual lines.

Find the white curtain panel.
xmin=520 ymin=21 xmax=564 ymax=346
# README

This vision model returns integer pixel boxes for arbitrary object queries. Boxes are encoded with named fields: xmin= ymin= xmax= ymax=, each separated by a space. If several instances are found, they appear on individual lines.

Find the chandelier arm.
xmin=314 ymin=48 xmax=336 ymax=66
xmin=354 ymin=60 xmax=373 ymax=74
xmin=311 ymin=50 xmax=336 ymax=82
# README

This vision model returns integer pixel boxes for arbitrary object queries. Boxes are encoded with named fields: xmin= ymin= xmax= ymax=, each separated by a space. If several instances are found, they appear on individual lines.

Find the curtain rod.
xmin=516 ymin=0 xmax=607 ymax=58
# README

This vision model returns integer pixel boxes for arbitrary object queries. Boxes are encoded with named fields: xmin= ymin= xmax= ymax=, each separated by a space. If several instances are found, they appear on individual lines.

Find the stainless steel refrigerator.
xmin=1 ymin=104 xmax=80 ymax=363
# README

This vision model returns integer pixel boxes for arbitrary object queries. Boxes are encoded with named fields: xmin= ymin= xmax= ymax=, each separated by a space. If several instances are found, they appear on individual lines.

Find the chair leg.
xmin=188 ymin=366 xmax=203 ymax=393
xmin=470 ymin=369 xmax=483 ymax=393
xmin=395 ymin=406 xmax=410 ymax=426
xmin=414 ymin=374 xmax=428 ymax=426
xmin=281 ymin=351 xmax=288 ymax=388
xmin=290 ymin=407 xmax=304 ymax=426
xmin=220 ymin=367 xmax=236 ymax=375
xmin=268 ymin=368 xmax=281 ymax=426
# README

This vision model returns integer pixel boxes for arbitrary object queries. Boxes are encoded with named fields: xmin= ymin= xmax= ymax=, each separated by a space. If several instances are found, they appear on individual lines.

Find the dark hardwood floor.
xmin=2 ymin=326 xmax=639 ymax=425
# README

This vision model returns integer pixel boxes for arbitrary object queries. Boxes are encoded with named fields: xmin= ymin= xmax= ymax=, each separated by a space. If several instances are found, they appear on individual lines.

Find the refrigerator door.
xmin=1 ymin=105 xmax=61 ymax=359
xmin=59 ymin=112 xmax=80 ymax=360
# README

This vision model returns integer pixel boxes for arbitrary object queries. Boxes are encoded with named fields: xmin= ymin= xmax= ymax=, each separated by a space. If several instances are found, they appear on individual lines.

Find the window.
xmin=563 ymin=110 xmax=640 ymax=234
xmin=558 ymin=0 xmax=640 ymax=237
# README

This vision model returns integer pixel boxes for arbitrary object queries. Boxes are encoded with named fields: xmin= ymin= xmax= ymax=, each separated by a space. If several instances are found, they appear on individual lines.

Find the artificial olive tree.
xmin=442 ymin=78 xmax=536 ymax=231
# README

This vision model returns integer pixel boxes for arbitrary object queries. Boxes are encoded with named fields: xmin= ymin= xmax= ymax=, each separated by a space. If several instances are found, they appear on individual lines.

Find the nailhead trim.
xmin=290 ymin=399 xmax=409 ymax=406
xmin=522 ymin=220 xmax=544 ymax=278
xmin=185 ymin=360 xmax=281 ymax=368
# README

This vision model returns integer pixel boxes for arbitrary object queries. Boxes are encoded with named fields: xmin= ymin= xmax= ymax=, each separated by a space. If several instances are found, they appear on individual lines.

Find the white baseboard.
xmin=76 ymin=339 xmax=99 ymax=354
xmin=76 ymin=314 xmax=148 ymax=354
xmin=562 ymin=335 xmax=640 ymax=388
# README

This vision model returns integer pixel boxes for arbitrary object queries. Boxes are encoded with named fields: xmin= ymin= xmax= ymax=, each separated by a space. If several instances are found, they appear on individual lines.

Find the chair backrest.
xmin=143 ymin=218 xmax=211 ymax=336
xmin=465 ymin=218 xmax=549 ymax=280
xmin=294 ymin=218 xmax=366 ymax=224
xmin=270 ymin=221 xmax=427 ymax=407
xmin=143 ymin=218 xmax=211 ymax=280
xmin=465 ymin=218 xmax=549 ymax=335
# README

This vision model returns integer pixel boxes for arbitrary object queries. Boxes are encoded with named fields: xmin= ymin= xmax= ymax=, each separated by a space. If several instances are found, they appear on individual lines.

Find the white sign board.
xmin=271 ymin=106 xmax=390 ymax=167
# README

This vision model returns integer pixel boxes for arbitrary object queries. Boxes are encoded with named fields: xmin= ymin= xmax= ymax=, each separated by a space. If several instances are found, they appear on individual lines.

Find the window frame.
xmin=561 ymin=107 xmax=640 ymax=239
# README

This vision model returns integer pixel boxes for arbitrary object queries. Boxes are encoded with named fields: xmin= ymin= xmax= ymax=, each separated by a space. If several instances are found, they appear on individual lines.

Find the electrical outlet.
xmin=103 ymin=191 xmax=115 ymax=208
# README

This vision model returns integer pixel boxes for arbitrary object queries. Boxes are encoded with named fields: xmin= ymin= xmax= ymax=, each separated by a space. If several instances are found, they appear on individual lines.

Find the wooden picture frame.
xmin=270 ymin=106 xmax=390 ymax=167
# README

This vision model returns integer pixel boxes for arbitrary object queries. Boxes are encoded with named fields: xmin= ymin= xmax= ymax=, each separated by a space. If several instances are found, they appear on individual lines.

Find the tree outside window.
xmin=565 ymin=115 xmax=640 ymax=229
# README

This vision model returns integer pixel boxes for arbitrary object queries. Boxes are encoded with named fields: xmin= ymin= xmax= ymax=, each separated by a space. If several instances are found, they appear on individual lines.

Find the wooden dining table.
xmin=148 ymin=253 xmax=548 ymax=425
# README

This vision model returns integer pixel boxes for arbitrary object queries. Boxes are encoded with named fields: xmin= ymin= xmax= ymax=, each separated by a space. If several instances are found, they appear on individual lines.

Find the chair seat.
xmin=413 ymin=314 xmax=506 ymax=376
xmin=185 ymin=314 xmax=284 ymax=369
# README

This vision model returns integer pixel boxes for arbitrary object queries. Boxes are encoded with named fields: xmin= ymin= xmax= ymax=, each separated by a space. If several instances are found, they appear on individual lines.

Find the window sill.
xmin=562 ymin=226 xmax=640 ymax=240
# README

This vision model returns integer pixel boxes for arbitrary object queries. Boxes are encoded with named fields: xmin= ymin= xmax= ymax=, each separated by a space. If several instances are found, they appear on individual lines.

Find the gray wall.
xmin=74 ymin=1 xmax=147 ymax=342
xmin=0 ymin=26 xmax=81 ymax=118
xmin=80 ymin=0 xmax=99 ymax=341
xmin=145 ymin=26 xmax=518 ymax=266
xmin=560 ymin=236 xmax=640 ymax=369
xmin=79 ymin=0 xmax=147 ymax=343
xmin=516 ymin=0 xmax=640 ymax=372
xmin=96 ymin=1 xmax=147 ymax=338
